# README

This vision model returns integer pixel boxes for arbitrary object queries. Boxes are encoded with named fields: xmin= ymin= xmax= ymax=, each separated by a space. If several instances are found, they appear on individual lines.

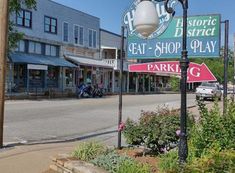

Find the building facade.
xmin=100 ymin=29 xmax=172 ymax=94
xmin=6 ymin=0 xmax=181 ymax=97
xmin=7 ymin=0 xmax=112 ymax=96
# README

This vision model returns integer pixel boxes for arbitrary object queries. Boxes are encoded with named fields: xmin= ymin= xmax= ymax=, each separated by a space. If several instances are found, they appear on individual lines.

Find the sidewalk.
xmin=0 ymin=101 xmax=218 ymax=173
xmin=0 ymin=126 xmax=119 ymax=173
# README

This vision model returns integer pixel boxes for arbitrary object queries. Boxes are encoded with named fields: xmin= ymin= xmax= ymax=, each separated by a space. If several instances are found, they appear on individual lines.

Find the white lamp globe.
xmin=133 ymin=0 xmax=159 ymax=38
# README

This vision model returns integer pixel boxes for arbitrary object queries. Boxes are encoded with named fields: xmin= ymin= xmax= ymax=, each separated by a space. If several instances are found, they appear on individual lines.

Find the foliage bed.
xmin=158 ymin=100 xmax=235 ymax=173
xmin=123 ymin=106 xmax=194 ymax=154
xmin=71 ymin=100 xmax=235 ymax=173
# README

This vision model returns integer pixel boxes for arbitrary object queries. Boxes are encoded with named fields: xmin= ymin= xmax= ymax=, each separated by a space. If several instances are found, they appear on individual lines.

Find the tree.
xmin=8 ymin=0 xmax=36 ymax=51
xmin=191 ymin=48 xmax=234 ymax=84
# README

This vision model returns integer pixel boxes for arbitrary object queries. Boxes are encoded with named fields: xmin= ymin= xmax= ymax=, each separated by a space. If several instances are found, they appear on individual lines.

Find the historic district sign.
xmin=123 ymin=1 xmax=221 ymax=59
xmin=129 ymin=62 xmax=217 ymax=83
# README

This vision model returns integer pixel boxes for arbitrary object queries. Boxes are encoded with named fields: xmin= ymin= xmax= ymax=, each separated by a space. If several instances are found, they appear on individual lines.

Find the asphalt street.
xmin=3 ymin=94 xmax=196 ymax=145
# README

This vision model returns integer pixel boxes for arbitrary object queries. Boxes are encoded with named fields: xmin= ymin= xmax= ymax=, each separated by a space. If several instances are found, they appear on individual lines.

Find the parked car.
xmin=219 ymin=86 xmax=235 ymax=94
xmin=196 ymin=82 xmax=222 ymax=101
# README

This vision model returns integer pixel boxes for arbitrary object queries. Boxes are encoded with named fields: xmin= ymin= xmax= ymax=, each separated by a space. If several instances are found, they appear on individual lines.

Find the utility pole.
xmin=0 ymin=0 xmax=9 ymax=147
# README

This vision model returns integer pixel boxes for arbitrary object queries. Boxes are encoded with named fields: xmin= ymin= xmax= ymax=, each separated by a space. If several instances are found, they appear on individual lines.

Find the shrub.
xmin=185 ymin=149 xmax=235 ymax=173
xmin=71 ymin=141 xmax=106 ymax=161
xmin=159 ymin=148 xmax=235 ymax=173
xmin=158 ymin=150 xmax=180 ymax=173
xmin=123 ymin=106 xmax=194 ymax=153
xmin=169 ymin=76 xmax=180 ymax=92
xmin=117 ymin=159 xmax=150 ymax=173
xmin=91 ymin=151 xmax=132 ymax=173
xmin=191 ymin=100 xmax=235 ymax=157
xmin=122 ymin=118 xmax=144 ymax=145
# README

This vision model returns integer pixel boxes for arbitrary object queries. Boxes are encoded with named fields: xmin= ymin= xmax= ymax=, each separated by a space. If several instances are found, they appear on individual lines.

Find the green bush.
xmin=71 ymin=141 xmax=106 ymax=161
xmin=117 ymin=159 xmax=150 ymax=173
xmin=91 ymin=151 xmax=132 ymax=173
xmin=191 ymin=100 xmax=235 ymax=157
xmin=123 ymin=106 xmax=194 ymax=153
xmin=159 ymin=100 xmax=235 ymax=173
xmin=159 ymin=149 xmax=235 ymax=173
xmin=185 ymin=149 xmax=235 ymax=173
xmin=122 ymin=118 xmax=144 ymax=145
xmin=158 ymin=150 xmax=180 ymax=173
xmin=169 ymin=76 xmax=180 ymax=92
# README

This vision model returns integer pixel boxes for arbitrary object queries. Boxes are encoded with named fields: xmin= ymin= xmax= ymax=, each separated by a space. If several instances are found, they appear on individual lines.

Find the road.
xmin=3 ymin=94 xmax=196 ymax=145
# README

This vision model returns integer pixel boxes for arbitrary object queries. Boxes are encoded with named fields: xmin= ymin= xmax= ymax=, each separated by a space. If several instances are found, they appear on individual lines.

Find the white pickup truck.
xmin=196 ymin=82 xmax=222 ymax=101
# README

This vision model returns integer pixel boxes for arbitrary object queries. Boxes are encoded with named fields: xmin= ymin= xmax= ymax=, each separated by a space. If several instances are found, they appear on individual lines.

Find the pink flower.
xmin=118 ymin=122 xmax=125 ymax=132
xmin=176 ymin=129 xmax=181 ymax=136
xmin=160 ymin=147 xmax=167 ymax=153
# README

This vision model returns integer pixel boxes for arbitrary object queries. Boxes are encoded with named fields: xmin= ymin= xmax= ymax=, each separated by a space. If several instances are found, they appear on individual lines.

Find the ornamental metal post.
xmin=177 ymin=0 xmax=189 ymax=164
xmin=135 ymin=0 xmax=189 ymax=163
xmin=161 ymin=0 xmax=189 ymax=163
xmin=117 ymin=26 xmax=125 ymax=149
xmin=0 ymin=0 xmax=9 ymax=148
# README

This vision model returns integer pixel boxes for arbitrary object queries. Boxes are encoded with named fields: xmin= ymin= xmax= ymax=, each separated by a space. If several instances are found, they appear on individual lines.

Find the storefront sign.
xmin=124 ymin=4 xmax=221 ymax=59
xmin=129 ymin=61 xmax=217 ymax=83
xmin=27 ymin=64 xmax=48 ymax=70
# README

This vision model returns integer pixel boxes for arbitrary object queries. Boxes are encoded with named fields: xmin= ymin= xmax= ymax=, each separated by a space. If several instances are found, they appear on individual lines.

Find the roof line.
xmin=49 ymin=0 xmax=100 ymax=20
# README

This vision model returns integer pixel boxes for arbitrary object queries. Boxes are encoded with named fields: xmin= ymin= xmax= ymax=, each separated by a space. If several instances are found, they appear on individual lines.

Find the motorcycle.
xmin=77 ymin=84 xmax=103 ymax=98
xmin=92 ymin=85 xmax=103 ymax=98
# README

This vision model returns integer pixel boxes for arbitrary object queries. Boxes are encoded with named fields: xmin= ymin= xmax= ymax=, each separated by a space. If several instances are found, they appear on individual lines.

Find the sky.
xmin=53 ymin=0 xmax=234 ymax=48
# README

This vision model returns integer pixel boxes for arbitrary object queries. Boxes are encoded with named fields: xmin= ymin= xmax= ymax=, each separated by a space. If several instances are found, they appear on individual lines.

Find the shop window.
xmin=65 ymin=69 xmax=73 ymax=87
xmin=28 ymin=41 xmax=42 ymax=54
xmin=29 ymin=70 xmax=44 ymax=88
xmin=47 ymin=66 xmax=59 ymax=88
xmin=45 ymin=44 xmax=57 ymax=56
xmin=15 ymin=40 xmax=25 ymax=52
xmin=14 ymin=64 xmax=26 ymax=88
xmin=16 ymin=9 xmax=32 ymax=28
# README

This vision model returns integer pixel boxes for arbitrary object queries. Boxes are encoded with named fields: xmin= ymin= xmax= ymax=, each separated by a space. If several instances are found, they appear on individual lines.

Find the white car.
xmin=196 ymin=82 xmax=222 ymax=101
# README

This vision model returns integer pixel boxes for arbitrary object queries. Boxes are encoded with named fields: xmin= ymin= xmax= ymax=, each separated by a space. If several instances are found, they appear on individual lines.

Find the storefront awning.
xmin=65 ymin=55 xmax=113 ymax=69
xmin=9 ymin=53 xmax=77 ymax=68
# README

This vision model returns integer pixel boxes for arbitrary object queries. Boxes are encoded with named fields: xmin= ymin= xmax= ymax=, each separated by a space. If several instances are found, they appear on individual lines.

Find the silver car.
xmin=196 ymin=82 xmax=222 ymax=101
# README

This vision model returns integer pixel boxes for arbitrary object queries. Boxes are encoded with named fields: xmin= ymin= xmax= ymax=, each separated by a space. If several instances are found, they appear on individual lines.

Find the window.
xmin=63 ymin=22 xmax=69 ymax=42
xmin=88 ymin=29 xmax=97 ymax=48
xmin=65 ymin=69 xmax=74 ymax=87
xmin=28 ymin=41 xmax=41 ymax=54
xmin=79 ymin=27 xmax=84 ymax=45
xmin=88 ymin=30 xmax=92 ymax=47
xmin=45 ymin=44 xmax=57 ymax=56
xmin=74 ymin=25 xmax=84 ymax=45
xmin=47 ymin=66 xmax=59 ymax=88
xmin=16 ymin=9 xmax=32 ymax=28
xmin=44 ymin=16 xmax=57 ymax=34
xmin=15 ymin=40 xmax=25 ymax=52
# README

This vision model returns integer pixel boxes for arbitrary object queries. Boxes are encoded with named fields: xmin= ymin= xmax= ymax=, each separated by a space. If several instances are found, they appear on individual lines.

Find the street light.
xmin=133 ymin=0 xmax=159 ymax=38
xmin=134 ymin=0 xmax=189 ymax=163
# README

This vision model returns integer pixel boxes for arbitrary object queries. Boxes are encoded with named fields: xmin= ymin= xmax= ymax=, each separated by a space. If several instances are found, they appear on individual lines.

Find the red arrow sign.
xmin=129 ymin=61 xmax=217 ymax=83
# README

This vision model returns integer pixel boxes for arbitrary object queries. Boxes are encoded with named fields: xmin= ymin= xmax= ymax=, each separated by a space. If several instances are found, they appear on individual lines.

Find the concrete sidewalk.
xmin=0 ymin=127 xmax=119 ymax=173
xmin=0 ymin=101 xmax=219 ymax=173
